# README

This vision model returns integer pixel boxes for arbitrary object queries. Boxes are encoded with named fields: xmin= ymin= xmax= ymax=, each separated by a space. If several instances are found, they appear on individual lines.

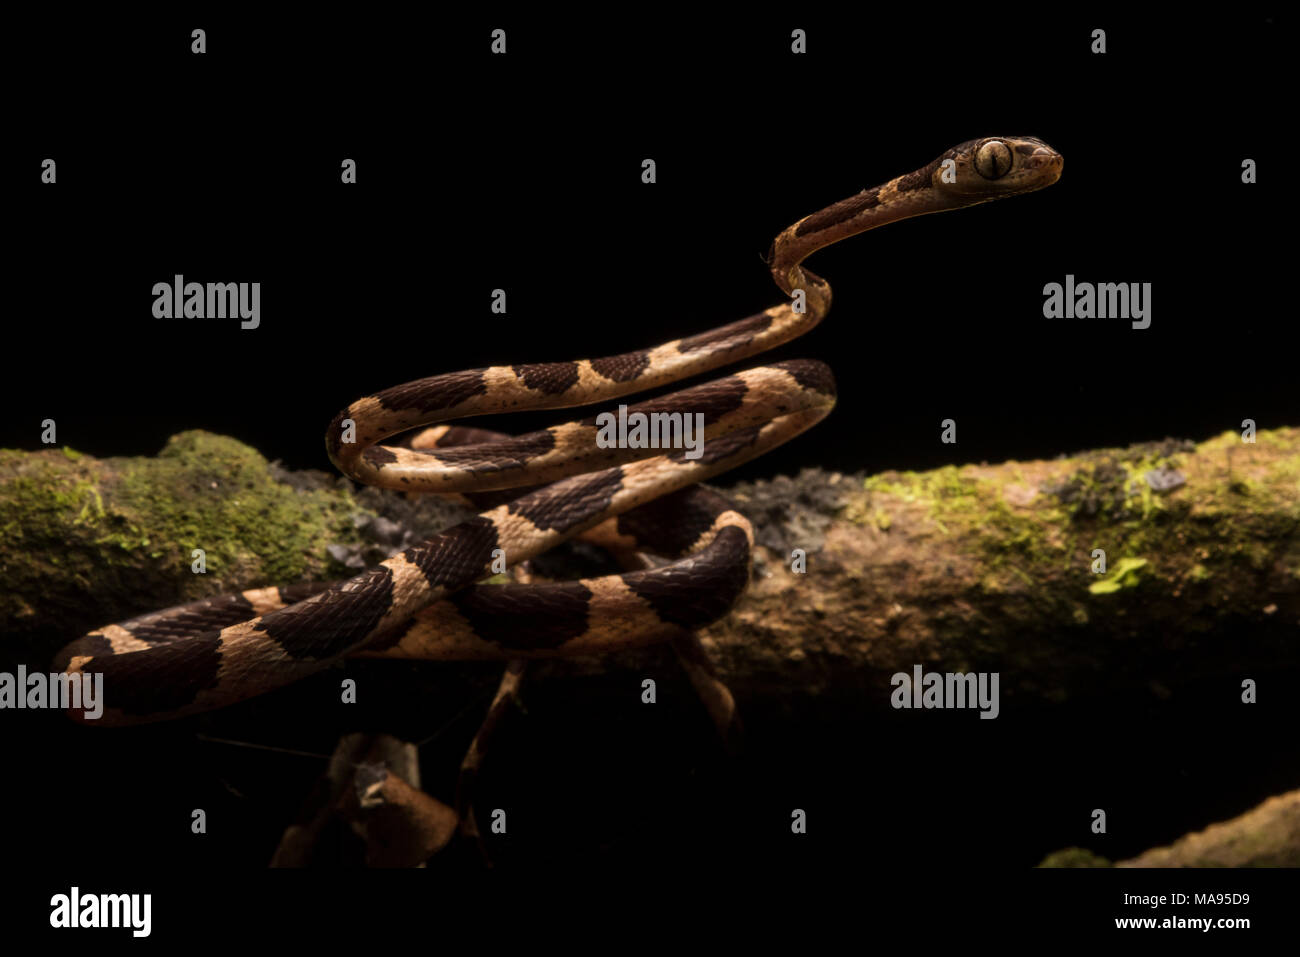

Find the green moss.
xmin=1046 ymin=442 xmax=1189 ymax=523
xmin=1089 ymin=557 xmax=1149 ymax=595
xmin=1037 ymin=847 xmax=1112 ymax=868
xmin=865 ymin=462 xmax=1072 ymax=580
xmin=865 ymin=465 xmax=981 ymax=509
xmin=110 ymin=430 xmax=361 ymax=583
xmin=859 ymin=429 xmax=1299 ymax=639
xmin=1049 ymin=432 xmax=1298 ymax=603
xmin=0 ymin=431 xmax=369 ymax=645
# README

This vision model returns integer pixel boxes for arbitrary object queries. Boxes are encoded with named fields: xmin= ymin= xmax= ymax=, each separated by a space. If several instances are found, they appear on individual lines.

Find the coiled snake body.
xmin=57 ymin=137 xmax=1062 ymax=725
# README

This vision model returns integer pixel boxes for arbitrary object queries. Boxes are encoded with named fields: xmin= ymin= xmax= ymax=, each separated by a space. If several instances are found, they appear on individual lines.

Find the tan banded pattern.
xmin=56 ymin=137 xmax=1061 ymax=726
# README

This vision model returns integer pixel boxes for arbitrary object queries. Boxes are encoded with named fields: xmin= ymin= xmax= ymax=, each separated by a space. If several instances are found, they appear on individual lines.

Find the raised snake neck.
xmin=58 ymin=136 xmax=1063 ymax=725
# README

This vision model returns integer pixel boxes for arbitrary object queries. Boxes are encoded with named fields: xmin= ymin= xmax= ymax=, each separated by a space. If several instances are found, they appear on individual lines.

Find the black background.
xmin=7 ymin=13 xmax=1291 ymax=474
xmin=3 ymin=8 xmax=1295 ymax=941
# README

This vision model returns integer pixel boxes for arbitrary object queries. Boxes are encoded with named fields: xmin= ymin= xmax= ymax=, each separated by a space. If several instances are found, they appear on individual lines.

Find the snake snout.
xmin=1025 ymin=146 xmax=1064 ymax=181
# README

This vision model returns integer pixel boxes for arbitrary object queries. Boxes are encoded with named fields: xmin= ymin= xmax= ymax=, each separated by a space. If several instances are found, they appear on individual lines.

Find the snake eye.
xmin=974 ymin=140 xmax=1013 ymax=179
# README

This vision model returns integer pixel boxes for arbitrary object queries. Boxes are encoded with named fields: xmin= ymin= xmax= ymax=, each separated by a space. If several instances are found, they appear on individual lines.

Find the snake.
xmin=56 ymin=136 xmax=1063 ymax=726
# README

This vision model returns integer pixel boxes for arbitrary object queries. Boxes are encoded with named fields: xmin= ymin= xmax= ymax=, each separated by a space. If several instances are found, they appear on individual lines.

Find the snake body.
xmin=57 ymin=137 xmax=1062 ymax=725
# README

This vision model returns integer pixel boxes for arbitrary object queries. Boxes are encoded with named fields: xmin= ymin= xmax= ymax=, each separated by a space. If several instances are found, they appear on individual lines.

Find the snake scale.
xmin=56 ymin=137 xmax=1063 ymax=725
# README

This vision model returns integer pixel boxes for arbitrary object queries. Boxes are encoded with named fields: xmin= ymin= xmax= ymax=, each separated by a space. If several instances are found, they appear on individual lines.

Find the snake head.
xmin=940 ymin=136 xmax=1063 ymax=199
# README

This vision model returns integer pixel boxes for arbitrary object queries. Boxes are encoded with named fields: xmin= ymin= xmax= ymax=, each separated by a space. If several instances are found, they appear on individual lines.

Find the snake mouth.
xmin=1024 ymin=148 xmax=1064 ymax=171
xmin=1022 ymin=149 xmax=1064 ymax=186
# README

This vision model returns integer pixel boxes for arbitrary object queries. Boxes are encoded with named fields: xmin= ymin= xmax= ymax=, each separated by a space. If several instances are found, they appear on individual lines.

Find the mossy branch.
xmin=1039 ymin=786 xmax=1300 ymax=867
xmin=0 ymin=431 xmax=368 ymax=666
xmin=702 ymin=427 xmax=1299 ymax=703
xmin=2 ymin=427 xmax=1297 ymax=706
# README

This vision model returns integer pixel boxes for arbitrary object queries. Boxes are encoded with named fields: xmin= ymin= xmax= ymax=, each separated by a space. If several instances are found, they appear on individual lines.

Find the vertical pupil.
xmin=982 ymin=144 xmax=1008 ymax=177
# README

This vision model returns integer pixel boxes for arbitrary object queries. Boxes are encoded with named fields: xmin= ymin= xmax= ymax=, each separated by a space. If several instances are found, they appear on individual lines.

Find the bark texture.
xmin=697 ymin=427 xmax=1299 ymax=705
xmin=3 ymin=427 xmax=1296 ymax=706
xmin=4 ymin=427 xmax=1296 ymax=867
xmin=1040 ymin=787 xmax=1300 ymax=868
